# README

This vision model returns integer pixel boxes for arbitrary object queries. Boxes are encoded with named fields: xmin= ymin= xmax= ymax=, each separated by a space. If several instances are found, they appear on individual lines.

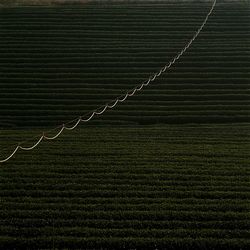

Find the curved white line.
xmin=0 ymin=146 xmax=20 ymax=163
xmin=144 ymin=79 xmax=151 ymax=86
xmin=118 ymin=93 xmax=129 ymax=102
xmin=156 ymin=70 xmax=162 ymax=77
xmin=136 ymin=84 xmax=144 ymax=91
xmin=64 ymin=118 xmax=82 ymax=131
xmin=19 ymin=135 xmax=44 ymax=151
xmin=81 ymin=112 xmax=95 ymax=122
xmin=172 ymin=57 xmax=177 ymax=64
xmin=151 ymin=75 xmax=157 ymax=81
xmin=44 ymin=126 xmax=65 ymax=140
xmin=161 ymin=65 xmax=167 ymax=72
xmin=107 ymin=99 xmax=119 ymax=108
xmin=167 ymin=62 xmax=172 ymax=68
xmin=94 ymin=105 xmax=108 ymax=115
xmin=128 ymin=89 xmax=137 ymax=96
xmin=0 ymin=0 xmax=217 ymax=163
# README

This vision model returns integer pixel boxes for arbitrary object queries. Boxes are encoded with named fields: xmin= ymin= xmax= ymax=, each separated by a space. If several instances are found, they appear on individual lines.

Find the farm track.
xmin=0 ymin=1 xmax=249 ymax=128
xmin=0 ymin=124 xmax=250 ymax=249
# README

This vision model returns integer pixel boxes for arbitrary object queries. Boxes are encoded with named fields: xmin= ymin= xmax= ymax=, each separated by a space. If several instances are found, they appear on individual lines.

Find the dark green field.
xmin=0 ymin=1 xmax=249 ymax=128
xmin=0 ymin=124 xmax=250 ymax=249
xmin=0 ymin=1 xmax=249 ymax=249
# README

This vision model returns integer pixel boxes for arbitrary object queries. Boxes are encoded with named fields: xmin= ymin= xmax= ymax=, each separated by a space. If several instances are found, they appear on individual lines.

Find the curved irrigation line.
xmin=0 ymin=0 xmax=216 ymax=163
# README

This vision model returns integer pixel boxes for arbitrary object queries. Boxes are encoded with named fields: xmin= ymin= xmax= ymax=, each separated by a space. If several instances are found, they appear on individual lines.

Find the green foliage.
xmin=0 ymin=1 xmax=249 ymax=248
xmin=0 ymin=125 xmax=250 ymax=249
xmin=0 ymin=1 xmax=249 ymax=128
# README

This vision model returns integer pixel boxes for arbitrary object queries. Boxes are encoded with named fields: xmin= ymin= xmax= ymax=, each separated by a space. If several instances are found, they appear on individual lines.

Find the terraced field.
xmin=0 ymin=0 xmax=250 ymax=249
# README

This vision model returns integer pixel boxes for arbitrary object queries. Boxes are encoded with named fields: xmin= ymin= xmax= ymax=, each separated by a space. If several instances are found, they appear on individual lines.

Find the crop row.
xmin=1 ymin=236 xmax=249 ymax=250
xmin=1 ymin=226 xmax=249 ymax=239
xmin=1 ymin=105 xmax=249 ymax=113
xmin=1 ymin=182 xmax=250 ymax=192
xmin=1 ymin=217 xmax=250 ymax=230
xmin=1 ymin=117 xmax=250 ymax=128
xmin=0 ymin=2 xmax=249 ymax=249
xmin=1 ymin=208 xmax=250 ymax=220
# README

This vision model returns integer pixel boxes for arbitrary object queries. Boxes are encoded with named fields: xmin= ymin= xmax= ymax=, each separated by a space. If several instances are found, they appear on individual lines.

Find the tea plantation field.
xmin=0 ymin=124 xmax=250 ymax=249
xmin=0 ymin=1 xmax=249 ymax=128
xmin=0 ymin=0 xmax=249 ymax=249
